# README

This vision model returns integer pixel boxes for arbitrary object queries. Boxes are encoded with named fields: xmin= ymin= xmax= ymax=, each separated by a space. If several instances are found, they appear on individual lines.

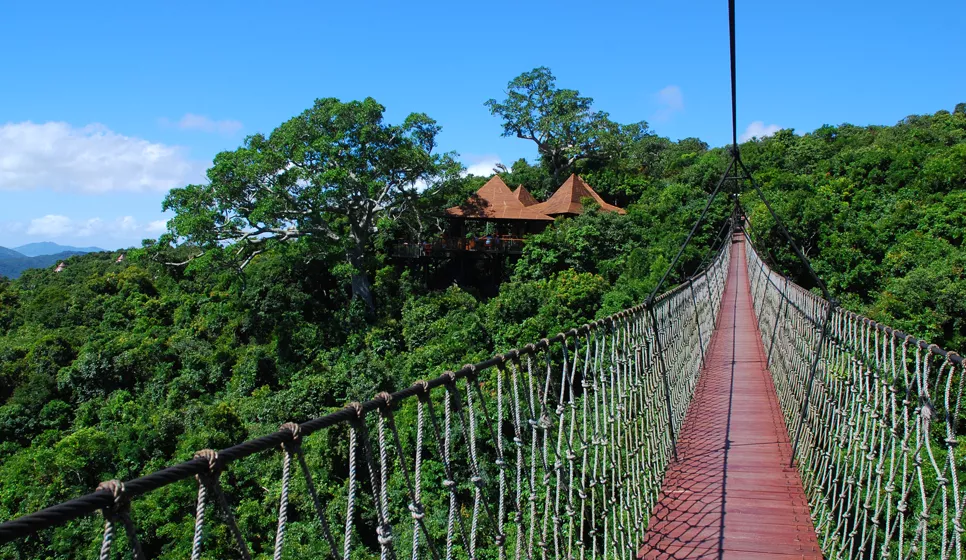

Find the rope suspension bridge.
xmin=2 ymin=3 xmax=964 ymax=560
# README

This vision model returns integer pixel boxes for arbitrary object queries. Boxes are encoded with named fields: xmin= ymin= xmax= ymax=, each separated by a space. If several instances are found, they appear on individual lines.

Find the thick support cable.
xmin=729 ymin=0 xmax=738 ymax=149
xmin=735 ymin=156 xmax=831 ymax=300
xmin=647 ymin=156 xmax=736 ymax=304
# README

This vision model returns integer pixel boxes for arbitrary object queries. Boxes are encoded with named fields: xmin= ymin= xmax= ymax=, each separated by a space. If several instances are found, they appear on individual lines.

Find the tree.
xmin=162 ymin=97 xmax=445 ymax=311
xmin=486 ymin=67 xmax=639 ymax=182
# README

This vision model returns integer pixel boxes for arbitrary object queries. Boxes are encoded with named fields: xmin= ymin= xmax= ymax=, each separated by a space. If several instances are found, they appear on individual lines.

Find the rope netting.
xmin=0 ymin=235 xmax=731 ymax=559
xmin=745 ymin=232 xmax=966 ymax=560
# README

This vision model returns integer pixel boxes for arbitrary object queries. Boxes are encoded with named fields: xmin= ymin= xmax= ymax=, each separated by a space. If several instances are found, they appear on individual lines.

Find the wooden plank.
xmin=639 ymin=237 xmax=823 ymax=559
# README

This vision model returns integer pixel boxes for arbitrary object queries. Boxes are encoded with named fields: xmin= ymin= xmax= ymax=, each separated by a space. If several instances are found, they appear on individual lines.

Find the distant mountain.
xmin=0 ymin=251 xmax=86 ymax=279
xmin=13 ymin=241 xmax=104 ymax=257
xmin=0 ymin=246 xmax=25 ymax=259
xmin=13 ymin=242 xmax=103 ymax=257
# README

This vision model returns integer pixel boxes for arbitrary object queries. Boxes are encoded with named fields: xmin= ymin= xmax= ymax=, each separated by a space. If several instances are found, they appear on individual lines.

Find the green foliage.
xmin=159 ymin=97 xmax=452 ymax=311
xmin=485 ymin=67 xmax=650 ymax=184
xmin=739 ymin=105 xmax=966 ymax=349
xmin=1 ymin=81 xmax=964 ymax=558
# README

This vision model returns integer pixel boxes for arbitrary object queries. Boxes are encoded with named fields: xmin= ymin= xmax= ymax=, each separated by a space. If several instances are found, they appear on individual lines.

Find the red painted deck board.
xmin=640 ymin=236 xmax=823 ymax=559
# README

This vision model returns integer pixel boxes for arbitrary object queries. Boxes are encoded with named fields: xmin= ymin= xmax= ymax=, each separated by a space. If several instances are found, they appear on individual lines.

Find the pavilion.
xmin=529 ymin=174 xmax=627 ymax=217
xmin=444 ymin=176 xmax=554 ymax=241
xmin=397 ymin=174 xmax=625 ymax=257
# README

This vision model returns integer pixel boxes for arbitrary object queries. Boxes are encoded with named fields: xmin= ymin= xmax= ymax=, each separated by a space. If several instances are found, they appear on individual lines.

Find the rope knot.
xmin=376 ymin=523 xmax=393 ymax=545
xmin=462 ymin=364 xmax=478 ymax=379
xmin=376 ymin=391 xmax=392 ymax=410
xmin=495 ymin=533 xmax=506 ymax=546
xmin=408 ymin=502 xmax=425 ymax=520
xmin=471 ymin=475 xmax=483 ymax=487
xmin=194 ymin=449 xmax=220 ymax=474
xmin=414 ymin=380 xmax=430 ymax=400
xmin=348 ymin=401 xmax=364 ymax=419
xmin=279 ymin=422 xmax=301 ymax=445
xmin=442 ymin=371 xmax=457 ymax=385
xmin=96 ymin=479 xmax=128 ymax=513
xmin=443 ymin=479 xmax=455 ymax=488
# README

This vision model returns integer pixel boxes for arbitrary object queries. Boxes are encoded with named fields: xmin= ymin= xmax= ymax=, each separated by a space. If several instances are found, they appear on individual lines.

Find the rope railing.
xmin=0 ymin=230 xmax=732 ymax=559
xmin=745 ymin=232 xmax=966 ymax=560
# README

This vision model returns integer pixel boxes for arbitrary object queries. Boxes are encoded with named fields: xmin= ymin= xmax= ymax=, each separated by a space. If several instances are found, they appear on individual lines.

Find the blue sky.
xmin=1 ymin=0 xmax=963 ymax=250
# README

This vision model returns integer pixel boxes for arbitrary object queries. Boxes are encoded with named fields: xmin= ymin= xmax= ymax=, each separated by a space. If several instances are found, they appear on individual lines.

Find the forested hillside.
xmin=1 ymin=67 xmax=963 ymax=557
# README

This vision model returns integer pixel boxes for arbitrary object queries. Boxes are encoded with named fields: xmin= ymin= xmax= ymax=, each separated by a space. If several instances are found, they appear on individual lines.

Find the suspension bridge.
xmin=1 ymin=216 xmax=963 ymax=559
xmin=3 ymin=2 xmax=965 ymax=559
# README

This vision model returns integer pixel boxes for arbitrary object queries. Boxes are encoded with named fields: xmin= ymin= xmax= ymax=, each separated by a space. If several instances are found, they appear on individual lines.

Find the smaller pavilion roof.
xmin=446 ymin=176 xmax=553 ymax=221
xmin=529 ymin=174 xmax=626 ymax=216
xmin=512 ymin=185 xmax=539 ymax=207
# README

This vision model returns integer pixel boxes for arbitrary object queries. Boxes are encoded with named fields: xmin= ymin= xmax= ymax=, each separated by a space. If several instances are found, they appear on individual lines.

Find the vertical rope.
xmin=274 ymin=431 xmax=294 ymax=560
xmin=344 ymin=420 xmax=358 ymax=560
xmin=191 ymin=449 xmax=251 ymax=560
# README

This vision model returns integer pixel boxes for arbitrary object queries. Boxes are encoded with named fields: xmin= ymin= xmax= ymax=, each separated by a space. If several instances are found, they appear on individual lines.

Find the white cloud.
xmin=653 ymin=85 xmax=684 ymax=121
xmin=740 ymin=121 xmax=782 ymax=142
xmin=24 ymin=214 xmax=167 ymax=239
xmin=162 ymin=113 xmax=243 ymax=135
xmin=463 ymin=154 xmax=502 ymax=177
xmin=146 ymin=219 xmax=168 ymax=234
xmin=0 ymin=121 xmax=206 ymax=194
xmin=27 ymin=215 xmax=73 ymax=236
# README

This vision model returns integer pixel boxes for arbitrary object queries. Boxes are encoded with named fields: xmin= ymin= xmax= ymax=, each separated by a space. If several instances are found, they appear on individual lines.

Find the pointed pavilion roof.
xmin=529 ymin=174 xmax=626 ymax=216
xmin=446 ymin=176 xmax=553 ymax=221
xmin=512 ymin=185 xmax=539 ymax=207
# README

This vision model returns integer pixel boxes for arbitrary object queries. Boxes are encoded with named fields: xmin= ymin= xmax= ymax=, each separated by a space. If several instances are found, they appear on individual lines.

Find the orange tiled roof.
xmin=529 ymin=174 xmax=626 ymax=216
xmin=512 ymin=185 xmax=539 ymax=207
xmin=446 ymin=176 xmax=554 ymax=221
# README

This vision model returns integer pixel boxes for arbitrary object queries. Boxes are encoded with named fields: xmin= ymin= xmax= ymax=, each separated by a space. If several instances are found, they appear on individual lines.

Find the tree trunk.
xmin=347 ymin=244 xmax=375 ymax=313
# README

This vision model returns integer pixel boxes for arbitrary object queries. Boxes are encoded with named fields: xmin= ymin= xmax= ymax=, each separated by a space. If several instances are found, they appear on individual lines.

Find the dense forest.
xmin=1 ymin=66 xmax=964 ymax=558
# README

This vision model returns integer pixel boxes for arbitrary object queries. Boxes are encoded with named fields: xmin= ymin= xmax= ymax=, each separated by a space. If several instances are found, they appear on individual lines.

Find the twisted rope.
xmin=97 ymin=480 xmax=145 ymax=560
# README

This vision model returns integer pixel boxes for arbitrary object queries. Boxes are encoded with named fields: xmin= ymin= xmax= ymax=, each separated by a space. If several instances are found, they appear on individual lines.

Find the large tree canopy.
xmin=162 ymin=97 xmax=445 ymax=310
xmin=485 ymin=66 xmax=649 ymax=182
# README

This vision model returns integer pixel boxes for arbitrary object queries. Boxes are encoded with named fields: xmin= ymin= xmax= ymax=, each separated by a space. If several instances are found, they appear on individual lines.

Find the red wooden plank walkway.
xmin=640 ymin=236 xmax=823 ymax=559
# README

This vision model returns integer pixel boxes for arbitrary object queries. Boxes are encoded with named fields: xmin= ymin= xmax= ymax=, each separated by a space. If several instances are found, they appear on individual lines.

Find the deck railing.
xmin=746 ymin=232 xmax=966 ymax=559
xmin=394 ymin=237 xmax=527 ymax=258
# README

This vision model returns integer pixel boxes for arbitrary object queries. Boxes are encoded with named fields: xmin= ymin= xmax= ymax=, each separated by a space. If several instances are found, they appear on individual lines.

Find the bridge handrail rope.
xmin=0 ymin=225 xmax=734 ymax=558
xmin=743 ymin=229 xmax=966 ymax=559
